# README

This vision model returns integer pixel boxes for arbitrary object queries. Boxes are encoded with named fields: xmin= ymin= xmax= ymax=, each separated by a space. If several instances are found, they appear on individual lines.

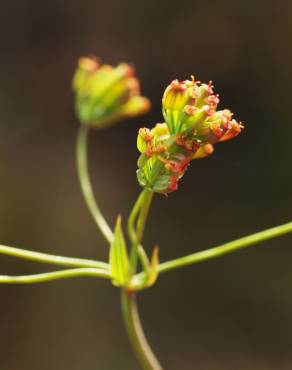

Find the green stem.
xmin=77 ymin=125 xmax=114 ymax=244
xmin=128 ymin=190 xmax=154 ymax=273
xmin=158 ymin=220 xmax=292 ymax=274
xmin=136 ymin=190 xmax=154 ymax=246
xmin=127 ymin=190 xmax=145 ymax=245
xmin=0 ymin=267 xmax=111 ymax=284
xmin=0 ymin=243 xmax=109 ymax=270
xmin=121 ymin=289 xmax=162 ymax=370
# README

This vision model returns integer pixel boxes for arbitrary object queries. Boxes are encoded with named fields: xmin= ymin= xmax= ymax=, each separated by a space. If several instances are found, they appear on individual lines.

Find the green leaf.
xmin=133 ymin=245 xmax=159 ymax=290
xmin=146 ymin=246 xmax=159 ymax=287
xmin=109 ymin=215 xmax=130 ymax=287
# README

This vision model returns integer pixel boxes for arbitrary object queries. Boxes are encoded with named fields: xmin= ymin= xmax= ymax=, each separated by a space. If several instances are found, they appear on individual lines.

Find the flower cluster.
xmin=72 ymin=56 xmax=150 ymax=128
xmin=137 ymin=77 xmax=243 ymax=194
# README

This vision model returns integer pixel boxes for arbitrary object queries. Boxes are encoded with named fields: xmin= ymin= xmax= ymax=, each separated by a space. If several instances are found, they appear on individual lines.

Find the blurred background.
xmin=0 ymin=0 xmax=292 ymax=369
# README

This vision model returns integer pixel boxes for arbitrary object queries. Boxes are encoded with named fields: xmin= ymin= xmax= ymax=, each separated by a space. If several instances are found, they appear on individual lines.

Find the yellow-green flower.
xmin=137 ymin=77 xmax=243 ymax=194
xmin=73 ymin=56 xmax=150 ymax=128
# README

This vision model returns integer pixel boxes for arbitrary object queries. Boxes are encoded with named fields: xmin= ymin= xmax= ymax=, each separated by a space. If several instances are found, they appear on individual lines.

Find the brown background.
xmin=0 ymin=0 xmax=292 ymax=369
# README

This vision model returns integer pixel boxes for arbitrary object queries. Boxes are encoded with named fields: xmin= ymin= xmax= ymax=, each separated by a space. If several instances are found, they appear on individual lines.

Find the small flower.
xmin=137 ymin=77 xmax=243 ymax=194
xmin=162 ymin=77 xmax=219 ymax=134
xmin=72 ymin=56 xmax=150 ymax=128
xmin=136 ymin=123 xmax=193 ymax=194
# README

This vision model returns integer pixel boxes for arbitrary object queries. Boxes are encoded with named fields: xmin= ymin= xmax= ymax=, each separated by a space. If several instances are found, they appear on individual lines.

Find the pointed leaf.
xmin=146 ymin=246 xmax=159 ymax=287
xmin=109 ymin=215 xmax=130 ymax=286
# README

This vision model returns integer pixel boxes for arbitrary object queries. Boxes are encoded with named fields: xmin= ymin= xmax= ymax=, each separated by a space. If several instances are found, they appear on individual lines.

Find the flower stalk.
xmin=121 ymin=289 xmax=162 ymax=370
xmin=77 ymin=124 xmax=114 ymax=244
xmin=128 ymin=189 xmax=154 ymax=273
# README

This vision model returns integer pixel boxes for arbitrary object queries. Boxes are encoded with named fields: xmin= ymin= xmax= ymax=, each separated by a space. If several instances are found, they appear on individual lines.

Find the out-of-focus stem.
xmin=0 ymin=267 xmax=111 ymax=284
xmin=157 ymin=220 xmax=292 ymax=274
xmin=127 ymin=189 xmax=154 ymax=273
xmin=121 ymin=289 xmax=162 ymax=370
xmin=76 ymin=125 xmax=114 ymax=244
xmin=127 ymin=190 xmax=145 ymax=245
xmin=0 ymin=243 xmax=109 ymax=270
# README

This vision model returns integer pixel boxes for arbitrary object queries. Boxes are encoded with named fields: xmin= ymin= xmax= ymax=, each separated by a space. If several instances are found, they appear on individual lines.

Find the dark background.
xmin=0 ymin=0 xmax=292 ymax=369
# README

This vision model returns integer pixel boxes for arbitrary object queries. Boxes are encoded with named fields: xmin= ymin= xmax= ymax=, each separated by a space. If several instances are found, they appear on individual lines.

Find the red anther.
xmin=165 ymin=157 xmax=190 ymax=174
xmin=139 ymin=128 xmax=153 ymax=142
xmin=203 ymin=105 xmax=215 ymax=116
xmin=222 ymin=119 xmax=230 ymax=129
xmin=166 ymin=160 xmax=181 ymax=173
xmin=175 ymin=135 xmax=186 ymax=146
xmin=171 ymin=79 xmax=186 ymax=91
xmin=168 ymin=175 xmax=179 ymax=192
xmin=192 ymin=141 xmax=201 ymax=151
xmin=175 ymin=136 xmax=193 ymax=151
xmin=145 ymin=147 xmax=154 ymax=157
xmin=211 ymin=124 xmax=223 ymax=138
xmin=206 ymin=95 xmax=220 ymax=106
xmin=180 ymin=157 xmax=191 ymax=172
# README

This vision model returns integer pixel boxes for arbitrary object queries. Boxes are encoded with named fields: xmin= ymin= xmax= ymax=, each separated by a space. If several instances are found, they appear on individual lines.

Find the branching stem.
xmin=0 ymin=267 xmax=110 ymax=284
xmin=0 ymin=243 xmax=109 ymax=270
xmin=157 ymin=220 xmax=292 ymax=273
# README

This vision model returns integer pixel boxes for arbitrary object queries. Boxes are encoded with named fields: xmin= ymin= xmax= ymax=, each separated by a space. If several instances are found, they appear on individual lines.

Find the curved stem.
xmin=0 ymin=243 xmax=109 ymax=270
xmin=158 ymin=220 xmax=292 ymax=274
xmin=0 ymin=267 xmax=111 ymax=284
xmin=121 ymin=289 xmax=162 ymax=370
xmin=136 ymin=190 xmax=154 ymax=246
xmin=77 ymin=125 xmax=114 ymax=244
xmin=127 ymin=190 xmax=145 ymax=245
xmin=127 ymin=190 xmax=154 ymax=273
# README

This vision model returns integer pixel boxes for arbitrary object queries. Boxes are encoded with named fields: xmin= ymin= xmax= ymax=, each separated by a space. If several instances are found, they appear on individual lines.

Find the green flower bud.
xmin=73 ymin=57 xmax=150 ymax=129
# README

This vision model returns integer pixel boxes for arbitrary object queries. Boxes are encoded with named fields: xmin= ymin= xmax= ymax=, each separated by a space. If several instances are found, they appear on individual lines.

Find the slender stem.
xmin=77 ymin=125 xmax=114 ymax=244
xmin=128 ymin=190 xmax=154 ymax=273
xmin=0 ymin=267 xmax=111 ymax=284
xmin=0 ymin=243 xmax=109 ymax=270
xmin=158 ymin=220 xmax=292 ymax=274
xmin=136 ymin=190 xmax=154 ymax=246
xmin=127 ymin=190 xmax=145 ymax=245
xmin=121 ymin=289 xmax=162 ymax=370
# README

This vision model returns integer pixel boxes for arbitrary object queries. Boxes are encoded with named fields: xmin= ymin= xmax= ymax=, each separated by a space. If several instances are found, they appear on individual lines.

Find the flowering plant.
xmin=1 ymin=56 xmax=291 ymax=370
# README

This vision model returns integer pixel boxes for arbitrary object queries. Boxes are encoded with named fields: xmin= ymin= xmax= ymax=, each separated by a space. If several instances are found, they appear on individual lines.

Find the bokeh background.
xmin=0 ymin=0 xmax=292 ymax=369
